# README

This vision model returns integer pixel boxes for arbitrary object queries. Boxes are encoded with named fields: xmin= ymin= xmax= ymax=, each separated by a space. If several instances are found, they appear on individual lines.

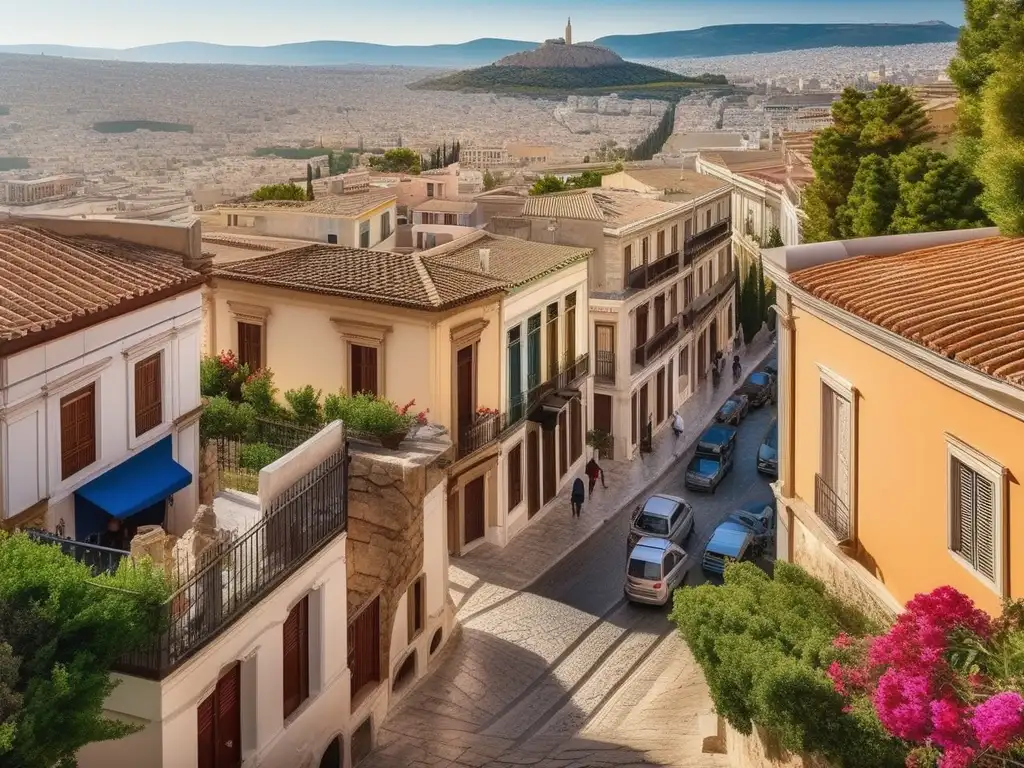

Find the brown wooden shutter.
xmin=351 ymin=345 xmax=378 ymax=395
xmin=282 ymin=597 xmax=310 ymax=719
xmin=216 ymin=664 xmax=241 ymax=768
xmin=197 ymin=693 xmax=216 ymax=768
xmin=60 ymin=384 xmax=96 ymax=480
xmin=238 ymin=323 xmax=262 ymax=371
xmin=134 ymin=353 xmax=162 ymax=437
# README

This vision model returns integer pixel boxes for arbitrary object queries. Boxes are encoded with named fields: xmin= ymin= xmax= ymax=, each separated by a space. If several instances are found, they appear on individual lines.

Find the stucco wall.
xmin=725 ymin=722 xmax=826 ymax=768
xmin=791 ymin=307 xmax=1024 ymax=615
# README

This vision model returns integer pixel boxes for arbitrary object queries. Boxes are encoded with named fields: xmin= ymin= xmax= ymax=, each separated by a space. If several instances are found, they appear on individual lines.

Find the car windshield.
xmin=689 ymin=457 xmax=721 ymax=475
xmin=627 ymin=558 xmax=662 ymax=580
xmin=751 ymin=373 xmax=770 ymax=386
xmin=635 ymin=514 xmax=670 ymax=535
xmin=765 ymin=423 xmax=778 ymax=449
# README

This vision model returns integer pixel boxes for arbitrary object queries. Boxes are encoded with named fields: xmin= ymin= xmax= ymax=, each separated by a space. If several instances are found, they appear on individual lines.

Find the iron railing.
xmin=682 ymin=271 xmax=737 ymax=331
xmin=457 ymin=412 xmax=502 ymax=461
xmin=595 ymin=350 xmax=616 ymax=385
xmin=116 ymin=446 xmax=349 ymax=679
xmin=626 ymin=252 xmax=680 ymax=292
xmin=814 ymin=474 xmax=852 ymax=542
xmin=24 ymin=528 xmax=130 ymax=574
xmin=633 ymin=321 xmax=681 ymax=369
xmin=506 ymin=352 xmax=590 ymax=431
xmin=684 ymin=218 xmax=731 ymax=261
xmin=213 ymin=417 xmax=320 ymax=493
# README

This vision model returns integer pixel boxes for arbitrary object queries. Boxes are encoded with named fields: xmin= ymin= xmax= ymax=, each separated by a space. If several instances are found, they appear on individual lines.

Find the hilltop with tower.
xmin=495 ymin=17 xmax=625 ymax=69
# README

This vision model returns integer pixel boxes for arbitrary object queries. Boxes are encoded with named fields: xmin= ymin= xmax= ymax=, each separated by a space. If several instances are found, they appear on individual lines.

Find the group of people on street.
xmin=570 ymin=456 xmax=607 ymax=517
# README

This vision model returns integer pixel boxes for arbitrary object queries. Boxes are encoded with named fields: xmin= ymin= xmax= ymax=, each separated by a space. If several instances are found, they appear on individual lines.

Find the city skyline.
xmin=3 ymin=0 xmax=967 ymax=49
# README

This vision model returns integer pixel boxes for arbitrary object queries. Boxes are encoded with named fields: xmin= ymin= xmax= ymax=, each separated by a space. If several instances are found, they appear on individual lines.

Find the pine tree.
xmin=306 ymin=164 xmax=315 ymax=200
xmin=314 ymin=165 xmax=322 ymax=179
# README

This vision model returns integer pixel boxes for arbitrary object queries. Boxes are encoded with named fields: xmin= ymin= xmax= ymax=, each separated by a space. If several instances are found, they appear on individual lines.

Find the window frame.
xmin=407 ymin=575 xmax=425 ymax=643
xmin=59 ymin=382 xmax=98 ymax=481
xmin=507 ymin=442 xmax=524 ymax=512
xmin=282 ymin=595 xmax=310 ymax=721
xmin=228 ymin=301 xmax=271 ymax=374
xmin=133 ymin=351 xmax=164 ymax=439
xmin=331 ymin=319 xmax=391 ymax=397
xmin=946 ymin=435 xmax=1007 ymax=596
xmin=817 ymin=365 xmax=858 ymax=542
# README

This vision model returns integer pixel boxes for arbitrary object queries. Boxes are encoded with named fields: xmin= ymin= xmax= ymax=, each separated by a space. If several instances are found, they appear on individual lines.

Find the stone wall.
xmin=346 ymin=441 xmax=449 ymax=677
xmin=198 ymin=440 xmax=218 ymax=507
xmin=725 ymin=722 xmax=829 ymax=768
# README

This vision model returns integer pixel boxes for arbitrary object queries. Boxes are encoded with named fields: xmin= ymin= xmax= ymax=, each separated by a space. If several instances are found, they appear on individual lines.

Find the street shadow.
xmin=361 ymin=626 xmax=678 ymax=767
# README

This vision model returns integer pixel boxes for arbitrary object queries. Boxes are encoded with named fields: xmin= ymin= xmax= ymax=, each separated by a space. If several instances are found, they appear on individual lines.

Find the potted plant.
xmin=325 ymin=393 xmax=429 ymax=449
xmin=586 ymin=428 xmax=614 ymax=460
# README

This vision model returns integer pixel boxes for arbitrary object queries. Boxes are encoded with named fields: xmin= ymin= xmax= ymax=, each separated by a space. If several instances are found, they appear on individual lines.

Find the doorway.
xmin=318 ymin=737 xmax=342 ymax=768
xmin=527 ymin=430 xmax=540 ymax=518
xmin=594 ymin=394 xmax=613 ymax=460
xmin=542 ymin=427 xmax=556 ymax=505
xmin=656 ymin=368 xmax=666 ymax=425
xmin=463 ymin=476 xmax=486 ymax=545
xmin=456 ymin=345 xmax=475 ymax=443
xmin=709 ymin=319 xmax=719 ymax=361
xmin=697 ymin=331 xmax=707 ymax=379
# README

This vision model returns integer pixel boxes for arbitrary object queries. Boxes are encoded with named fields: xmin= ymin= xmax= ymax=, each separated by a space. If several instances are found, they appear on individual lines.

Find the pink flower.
xmin=971 ymin=691 xmax=1024 ymax=750
xmin=937 ymin=744 xmax=975 ymax=768
xmin=874 ymin=669 xmax=933 ymax=742
xmin=833 ymin=632 xmax=853 ymax=649
xmin=930 ymin=696 xmax=972 ymax=750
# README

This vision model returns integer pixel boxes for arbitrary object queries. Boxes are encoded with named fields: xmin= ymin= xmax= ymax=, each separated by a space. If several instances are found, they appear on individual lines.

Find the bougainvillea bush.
xmin=827 ymin=586 xmax=1024 ymax=768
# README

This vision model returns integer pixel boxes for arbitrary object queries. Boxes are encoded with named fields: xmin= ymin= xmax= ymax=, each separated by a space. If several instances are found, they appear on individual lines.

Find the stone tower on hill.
xmin=566 ymin=17 xmax=573 ymax=45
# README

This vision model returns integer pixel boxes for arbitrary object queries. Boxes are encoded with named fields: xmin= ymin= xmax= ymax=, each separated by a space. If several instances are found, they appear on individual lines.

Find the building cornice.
xmin=605 ymin=188 xmax=729 ymax=238
xmin=767 ymin=262 xmax=1024 ymax=424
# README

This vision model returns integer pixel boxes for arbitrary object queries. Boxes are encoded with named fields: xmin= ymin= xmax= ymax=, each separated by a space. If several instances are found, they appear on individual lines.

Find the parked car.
xmin=762 ymin=360 xmax=778 ymax=384
xmin=739 ymin=371 xmax=775 ymax=407
xmin=728 ymin=499 xmax=777 ymax=540
xmin=701 ymin=521 xmax=755 ymax=575
xmin=625 ymin=537 xmax=690 ymax=606
xmin=695 ymin=424 xmax=738 ymax=458
xmin=757 ymin=418 xmax=778 ymax=478
xmin=627 ymin=493 xmax=694 ymax=554
xmin=715 ymin=393 xmax=750 ymax=425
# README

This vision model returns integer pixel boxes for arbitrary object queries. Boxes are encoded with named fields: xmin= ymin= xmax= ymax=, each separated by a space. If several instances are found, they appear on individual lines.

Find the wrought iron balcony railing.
xmin=814 ymin=473 xmax=852 ymax=542
xmin=24 ymin=529 xmax=129 ymax=575
xmin=684 ymin=218 xmax=731 ymax=261
xmin=626 ymin=251 xmax=680 ymax=292
xmin=595 ymin=350 xmax=616 ymax=385
xmin=682 ymin=271 xmax=737 ymax=331
xmin=506 ymin=352 xmax=590 ymax=431
xmin=633 ymin=320 xmax=681 ymax=370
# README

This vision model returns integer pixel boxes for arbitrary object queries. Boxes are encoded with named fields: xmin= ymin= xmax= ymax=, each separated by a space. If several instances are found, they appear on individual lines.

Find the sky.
xmin=1 ymin=0 xmax=967 ymax=48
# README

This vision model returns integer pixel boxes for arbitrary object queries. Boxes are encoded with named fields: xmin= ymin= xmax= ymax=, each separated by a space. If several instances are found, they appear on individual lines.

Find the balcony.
xmin=814 ymin=474 xmax=852 ymax=542
xmin=595 ymin=350 xmax=616 ymax=385
xmin=507 ymin=352 xmax=590 ymax=430
xmin=684 ymin=218 xmax=731 ymax=262
xmin=633 ymin=320 xmax=681 ymax=370
xmin=626 ymin=252 xmax=680 ymax=292
xmin=682 ymin=271 xmax=737 ymax=331
xmin=457 ymin=411 xmax=502 ymax=461
xmin=116 ymin=446 xmax=349 ymax=680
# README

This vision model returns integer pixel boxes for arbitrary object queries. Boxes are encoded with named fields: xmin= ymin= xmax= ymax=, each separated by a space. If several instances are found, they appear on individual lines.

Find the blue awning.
xmin=75 ymin=436 xmax=192 ymax=519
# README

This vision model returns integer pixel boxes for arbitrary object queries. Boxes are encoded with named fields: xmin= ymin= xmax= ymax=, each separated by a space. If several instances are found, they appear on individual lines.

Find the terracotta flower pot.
xmin=378 ymin=430 xmax=409 ymax=450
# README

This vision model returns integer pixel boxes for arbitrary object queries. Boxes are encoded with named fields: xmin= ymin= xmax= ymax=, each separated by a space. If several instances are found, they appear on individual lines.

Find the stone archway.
xmin=318 ymin=736 xmax=342 ymax=768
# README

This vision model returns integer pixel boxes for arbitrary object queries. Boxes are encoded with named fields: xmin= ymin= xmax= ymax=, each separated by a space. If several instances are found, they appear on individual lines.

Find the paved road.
xmin=364 ymin=396 xmax=777 ymax=768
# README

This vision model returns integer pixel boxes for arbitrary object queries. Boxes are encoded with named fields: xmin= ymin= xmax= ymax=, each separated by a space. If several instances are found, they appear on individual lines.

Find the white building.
xmin=1 ymin=174 xmax=84 ymax=205
xmin=0 ymin=216 xmax=206 ymax=538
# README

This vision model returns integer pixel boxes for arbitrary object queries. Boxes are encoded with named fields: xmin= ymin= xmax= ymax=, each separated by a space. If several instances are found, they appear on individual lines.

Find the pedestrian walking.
xmin=571 ymin=477 xmax=585 ymax=517
xmin=585 ymin=457 xmax=606 ymax=498
xmin=672 ymin=411 xmax=685 ymax=456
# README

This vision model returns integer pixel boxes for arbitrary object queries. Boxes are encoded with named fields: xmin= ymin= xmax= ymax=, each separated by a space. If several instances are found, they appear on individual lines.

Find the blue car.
xmin=685 ymin=424 xmax=737 ymax=492
xmin=757 ymin=418 xmax=778 ymax=478
xmin=701 ymin=520 xmax=755 ymax=575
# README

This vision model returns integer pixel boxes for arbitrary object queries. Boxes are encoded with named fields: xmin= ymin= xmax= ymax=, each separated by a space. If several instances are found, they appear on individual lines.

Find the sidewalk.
xmin=449 ymin=338 xmax=775 ymax=618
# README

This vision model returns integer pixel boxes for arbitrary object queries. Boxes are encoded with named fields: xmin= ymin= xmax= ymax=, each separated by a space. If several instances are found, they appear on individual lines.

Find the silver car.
xmin=625 ymin=537 xmax=690 ymax=605
xmin=627 ymin=493 xmax=694 ymax=554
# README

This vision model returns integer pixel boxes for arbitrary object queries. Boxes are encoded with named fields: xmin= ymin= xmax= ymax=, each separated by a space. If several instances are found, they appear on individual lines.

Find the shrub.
xmin=326 ymin=392 xmax=428 ymax=437
xmin=284 ymin=385 xmax=323 ymax=426
xmin=670 ymin=561 xmax=904 ymax=768
xmin=241 ymin=369 xmax=281 ymax=418
xmin=200 ymin=396 xmax=256 ymax=441
xmin=239 ymin=442 xmax=283 ymax=472
xmin=202 ymin=350 xmax=250 ymax=401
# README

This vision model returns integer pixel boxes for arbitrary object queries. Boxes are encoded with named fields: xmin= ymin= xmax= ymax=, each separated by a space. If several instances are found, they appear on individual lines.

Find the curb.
xmin=518 ymin=343 xmax=776 ymax=593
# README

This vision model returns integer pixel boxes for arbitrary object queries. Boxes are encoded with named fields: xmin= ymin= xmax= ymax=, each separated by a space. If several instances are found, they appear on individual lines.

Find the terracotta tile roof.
xmin=0 ymin=224 xmax=201 ymax=343
xmin=212 ymin=243 xmax=507 ymax=311
xmin=791 ymin=236 xmax=1024 ymax=388
xmin=523 ymin=188 xmax=684 ymax=229
xmin=219 ymin=188 xmax=397 ymax=218
xmin=422 ymin=232 xmax=590 ymax=289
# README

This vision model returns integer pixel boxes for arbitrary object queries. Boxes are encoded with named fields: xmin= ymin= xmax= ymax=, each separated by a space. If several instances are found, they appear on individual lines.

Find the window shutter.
xmin=216 ymin=664 xmax=241 ymax=768
xmin=954 ymin=458 xmax=977 ymax=565
xmin=298 ymin=597 xmax=309 ymax=704
xmin=282 ymin=604 xmax=300 ymax=717
xmin=197 ymin=694 xmax=216 ymax=768
xmin=975 ymin=472 xmax=996 ymax=582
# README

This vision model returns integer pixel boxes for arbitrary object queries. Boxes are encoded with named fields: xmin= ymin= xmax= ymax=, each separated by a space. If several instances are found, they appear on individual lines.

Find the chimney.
xmin=478 ymin=248 xmax=491 ymax=273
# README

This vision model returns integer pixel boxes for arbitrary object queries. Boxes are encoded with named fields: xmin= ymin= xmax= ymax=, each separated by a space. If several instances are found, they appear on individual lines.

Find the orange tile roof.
xmin=0 ymin=224 xmax=202 ymax=343
xmin=791 ymin=236 xmax=1024 ymax=388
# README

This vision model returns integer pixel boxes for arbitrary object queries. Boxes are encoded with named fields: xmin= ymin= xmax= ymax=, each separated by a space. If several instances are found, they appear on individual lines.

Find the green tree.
xmin=251 ymin=183 xmax=305 ymax=201
xmin=739 ymin=262 xmax=761 ymax=344
xmin=0 ymin=532 xmax=169 ymax=767
xmin=763 ymin=226 xmax=784 ymax=248
xmin=366 ymin=148 xmax=421 ymax=174
xmin=890 ymin=146 xmax=989 ymax=233
xmin=976 ymin=18 xmax=1024 ymax=234
xmin=670 ymin=562 xmax=903 ymax=768
xmin=838 ymin=154 xmax=899 ymax=238
xmin=529 ymin=175 xmax=569 ymax=196
xmin=482 ymin=170 xmax=498 ymax=191
xmin=567 ymin=170 xmax=604 ymax=189
xmin=314 ymin=165 xmax=322 ymax=179
xmin=325 ymin=149 xmax=354 ymax=176
xmin=305 ymin=164 xmax=315 ymax=201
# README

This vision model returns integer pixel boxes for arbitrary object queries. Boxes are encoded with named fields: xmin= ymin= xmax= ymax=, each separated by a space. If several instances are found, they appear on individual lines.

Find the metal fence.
xmin=24 ymin=528 xmax=130 ymax=574
xmin=117 ymin=445 xmax=349 ymax=679
xmin=814 ymin=473 xmax=852 ymax=542
xmin=213 ymin=417 xmax=320 ymax=494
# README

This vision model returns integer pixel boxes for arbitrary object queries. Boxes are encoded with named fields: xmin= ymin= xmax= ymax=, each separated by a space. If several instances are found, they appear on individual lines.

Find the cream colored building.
xmin=0 ymin=174 xmax=84 ymax=205
xmin=514 ymin=183 xmax=735 ymax=459
xmin=461 ymin=144 xmax=554 ymax=170
xmin=211 ymin=171 xmax=398 ymax=250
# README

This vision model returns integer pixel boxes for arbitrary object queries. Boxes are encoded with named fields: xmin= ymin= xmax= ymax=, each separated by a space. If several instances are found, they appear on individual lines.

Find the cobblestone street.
xmin=360 ymin=342 xmax=776 ymax=768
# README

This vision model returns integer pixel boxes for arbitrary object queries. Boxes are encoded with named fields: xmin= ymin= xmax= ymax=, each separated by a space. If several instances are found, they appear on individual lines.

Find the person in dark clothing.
xmin=571 ymin=477 xmax=585 ymax=517
xmin=100 ymin=517 xmax=126 ymax=550
xmin=585 ymin=458 xmax=606 ymax=498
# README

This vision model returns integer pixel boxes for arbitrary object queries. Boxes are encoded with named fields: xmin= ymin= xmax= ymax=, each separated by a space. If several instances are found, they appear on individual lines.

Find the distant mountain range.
xmin=0 ymin=22 xmax=961 ymax=68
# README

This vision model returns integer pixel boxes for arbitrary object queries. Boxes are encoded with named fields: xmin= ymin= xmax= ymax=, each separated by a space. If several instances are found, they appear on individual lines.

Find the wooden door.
xmin=656 ymin=368 xmax=666 ymax=424
xmin=447 ymin=486 xmax=461 ymax=556
xmin=639 ymin=383 xmax=651 ymax=453
xmin=594 ymin=394 xmax=612 ymax=460
xmin=527 ymin=430 xmax=540 ymax=518
xmin=558 ymin=411 xmax=568 ymax=478
xmin=456 ymin=345 xmax=475 ymax=440
xmin=542 ymin=427 xmax=556 ymax=504
xmin=197 ymin=663 xmax=241 ymax=768
xmin=464 ymin=476 xmax=486 ymax=544
xmin=348 ymin=596 xmax=381 ymax=699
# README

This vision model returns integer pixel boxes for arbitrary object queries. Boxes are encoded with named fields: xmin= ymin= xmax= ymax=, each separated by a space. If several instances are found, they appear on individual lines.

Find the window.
xmin=350 ymin=344 xmax=379 ymax=395
xmin=526 ymin=313 xmax=541 ymax=390
xmin=198 ymin=664 xmax=241 ymax=768
xmin=407 ymin=576 xmax=425 ymax=642
xmin=508 ymin=327 xmax=522 ymax=413
xmin=134 ymin=352 xmax=162 ymax=437
xmin=641 ymin=237 xmax=649 ymax=263
xmin=507 ymin=443 xmax=523 ymax=510
xmin=671 ymin=224 xmax=678 ymax=253
xmin=679 ymin=346 xmax=689 ymax=378
xmin=656 ymin=230 xmax=665 ymax=258
xmin=624 ymin=244 xmax=632 ymax=269
xmin=426 ymin=183 xmax=435 ymax=198
xmin=546 ymin=303 xmax=560 ymax=380
xmin=380 ymin=211 xmax=392 ymax=239
xmin=282 ymin=596 xmax=310 ymax=719
xmin=684 ymin=220 xmax=692 ymax=241
xmin=359 ymin=220 xmax=371 ymax=248
xmin=818 ymin=367 xmax=856 ymax=541
xmin=947 ymin=437 xmax=1005 ymax=592
xmin=706 ymin=210 xmax=712 ymax=229
xmin=443 ymin=213 xmax=457 ymax=226
xmin=654 ymin=294 xmax=666 ymax=331
xmin=237 ymin=322 xmax=263 ymax=371
xmin=570 ymin=397 xmax=583 ymax=463
xmin=683 ymin=275 xmax=694 ymax=306
xmin=327 ymin=233 xmax=338 ymax=244
xmin=630 ymin=391 xmax=638 ymax=446
xmin=564 ymin=292 xmax=577 ymax=363
xmin=60 ymin=383 xmax=96 ymax=480
xmin=669 ymin=286 xmax=678 ymax=319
